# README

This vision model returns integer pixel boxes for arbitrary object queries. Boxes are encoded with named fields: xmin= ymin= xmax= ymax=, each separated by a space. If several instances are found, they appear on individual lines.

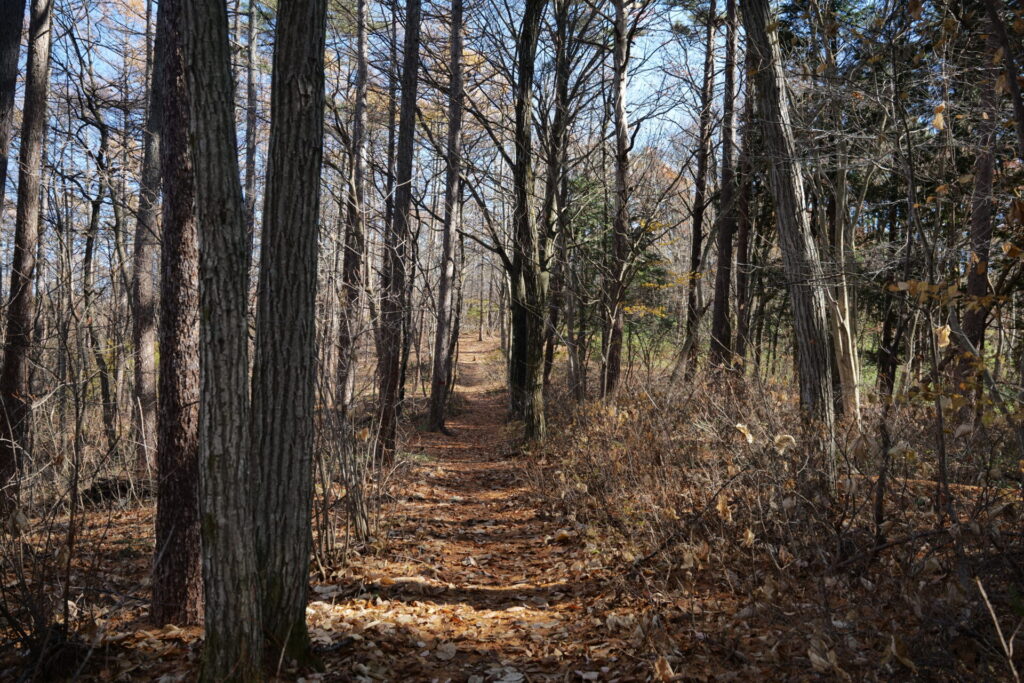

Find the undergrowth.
xmin=526 ymin=370 xmax=1024 ymax=680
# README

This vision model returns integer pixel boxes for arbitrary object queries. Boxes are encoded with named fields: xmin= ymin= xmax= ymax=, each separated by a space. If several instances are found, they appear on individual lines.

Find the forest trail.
xmin=314 ymin=337 xmax=652 ymax=682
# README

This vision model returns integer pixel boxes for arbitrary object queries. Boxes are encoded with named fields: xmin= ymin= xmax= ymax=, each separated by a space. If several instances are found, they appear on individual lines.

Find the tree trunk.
xmin=428 ymin=0 xmax=464 ymax=432
xmin=250 ymin=0 xmax=326 ymax=662
xmin=182 ymin=0 xmax=263 ymax=675
xmin=508 ymin=0 xmax=548 ymax=439
xmin=337 ymin=0 xmax=368 ymax=416
xmin=733 ymin=69 xmax=754 ymax=362
xmin=963 ymin=37 xmax=999 ymax=354
xmin=741 ymin=0 xmax=836 ymax=435
xmin=0 ymin=0 xmax=26 ymax=218
xmin=683 ymin=0 xmax=716 ymax=376
xmin=151 ymin=0 xmax=201 ymax=627
xmin=132 ymin=14 xmax=162 ymax=474
xmin=0 ymin=0 xmax=51 ymax=519
xmin=710 ymin=0 xmax=737 ymax=365
xmin=602 ymin=0 xmax=631 ymax=396
xmin=377 ymin=0 xmax=421 ymax=462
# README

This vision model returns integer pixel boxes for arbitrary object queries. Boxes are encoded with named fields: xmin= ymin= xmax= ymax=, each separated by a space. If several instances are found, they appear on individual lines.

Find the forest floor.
xmin=310 ymin=336 xmax=658 ymax=681
xmin=23 ymin=337 xmax=663 ymax=682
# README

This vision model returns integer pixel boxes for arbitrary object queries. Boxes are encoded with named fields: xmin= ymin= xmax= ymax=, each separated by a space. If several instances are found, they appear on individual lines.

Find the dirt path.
xmin=314 ymin=338 xmax=652 ymax=682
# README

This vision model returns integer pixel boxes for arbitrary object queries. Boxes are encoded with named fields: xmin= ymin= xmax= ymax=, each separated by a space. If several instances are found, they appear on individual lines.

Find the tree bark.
xmin=963 ymin=30 xmax=1000 ymax=353
xmin=0 ymin=0 xmax=51 ymax=519
xmin=683 ymin=0 xmax=716 ymax=376
xmin=428 ymin=0 xmax=464 ymax=432
xmin=602 ymin=0 xmax=632 ymax=396
xmin=182 ymin=0 xmax=263 ymax=675
xmin=710 ymin=0 xmax=737 ymax=365
xmin=337 ymin=0 xmax=368 ymax=416
xmin=377 ymin=0 xmax=421 ymax=462
xmin=741 ymin=0 xmax=836 ymax=434
xmin=132 ymin=11 xmax=162 ymax=474
xmin=151 ymin=0 xmax=202 ymax=627
xmin=251 ymin=0 xmax=326 ymax=662
xmin=508 ymin=0 xmax=548 ymax=439
xmin=0 ymin=0 xmax=26 ymax=218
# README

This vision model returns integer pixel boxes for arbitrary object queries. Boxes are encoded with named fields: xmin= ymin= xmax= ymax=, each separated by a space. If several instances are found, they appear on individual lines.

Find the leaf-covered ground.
xmin=7 ymin=338 xmax=1020 ymax=681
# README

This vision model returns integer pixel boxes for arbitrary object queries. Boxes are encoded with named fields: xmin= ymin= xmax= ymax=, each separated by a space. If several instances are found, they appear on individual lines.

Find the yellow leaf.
xmin=716 ymin=495 xmax=733 ymax=522
xmin=734 ymin=423 xmax=754 ymax=444
xmin=774 ymin=433 xmax=797 ymax=453
xmin=935 ymin=324 xmax=951 ymax=348
xmin=742 ymin=528 xmax=756 ymax=547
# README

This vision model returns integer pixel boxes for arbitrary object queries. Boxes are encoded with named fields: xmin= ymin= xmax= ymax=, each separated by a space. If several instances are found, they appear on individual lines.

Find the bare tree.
xmin=741 ymin=0 xmax=835 ymax=434
xmin=182 ymin=0 xmax=262 ymax=675
xmin=428 ymin=0 xmax=465 ymax=432
xmin=378 ymin=0 xmax=422 ymax=461
xmin=151 ymin=0 xmax=202 ymax=627
xmin=251 ymin=0 xmax=327 ymax=661
xmin=0 ymin=0 xmax=52 ymax=517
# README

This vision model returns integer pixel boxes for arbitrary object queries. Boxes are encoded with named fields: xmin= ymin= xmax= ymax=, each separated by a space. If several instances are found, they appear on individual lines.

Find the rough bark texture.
xmin=151 ymin=0 xmax=202 ymax=627
xmin=182 ymin=0 xmax=263 ymax=675
xmin=377 ymin=0 xmax=421 ymax=462
xmin=0 ymin=0 xmax=26 ymax=218
xmin=132 ymin=12 xmax=162 ymax=474
xmin=710 ymin=0 xmax=738 ymax=365
xmin=0 ymin=0 xmax=51 ymax=519
xmin=683 ymin=0 xmax=716 ymax=375
xmin=742 ymin=0 xmax=835 ymax=431
xmin=428 ymin=0 xmax=464 ymax=432
xmin=251 ymin=0 xmax=326 ymax=662
xmin=508 ymin=0 xmax=548 ymax=439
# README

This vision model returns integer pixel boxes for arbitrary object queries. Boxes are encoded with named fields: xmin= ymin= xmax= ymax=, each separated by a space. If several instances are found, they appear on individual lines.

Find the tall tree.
xmin=0 ymin=0 xmax=27 ymax=216
xmin=182 ymin=0 xmax=262 ymax=675
xmin=251 ymin=0 xmax=327 ymax=661
xmin=601 ymin=0 xmax=633 ymax=396
xmin=508 ymin=0 xmax=548 ymax=438
xmin=428 ymin=0 xmax=464 ymax=432
xmin=132 ymin=0 xmax=162 ymax=473
xmin=709 ymin=0 xmax=738 ymax=365
xmin=741 ymin=0 xmax=835 ymax=434
xmin=336 ymin=0 xmax=368 ymax=415
xmin=0 ymin=0 xmax=52 ymax=517
xmin=377 ymin=0 xmax=422 ymax=461
xmin=151 ymin=0 xmax=202 ymax=627
xmin=682 ymin=0 xmax=716 ymax=375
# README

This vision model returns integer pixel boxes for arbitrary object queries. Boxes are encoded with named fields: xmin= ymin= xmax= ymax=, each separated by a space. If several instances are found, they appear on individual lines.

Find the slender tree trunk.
xmin=244 ymin=0 xmax=259 ymax=237
xmin=337 ymin=0 xmax=368 ymax=416
xmin=151 ymin=0 xmax=201 ymax=626
xmin=377 ymin=0 xmax=421 ymax=462
xmin=742 ymin=0 xmax=835 ymax=441
xmin=428 ymin=0 xmax=464 ymax=432
xmin=963 ymin=37 xmax=999 ymax=354
xmin=683 ymin=0 xmax=716 ymax=376
xmin=733 ymin=77 xmax=754 ymax=362
xmin=182 ymin=0 xmax=262 ymax=675
xmin=132 ymin=12 xmax=162 ymax=474
xmin=0 ymin=0 xmax=51 ymax=518
xmin=710 ymin=0 xmax=737 ymax=365
xmin=602 ymin=0 xmax=631 ymax=396
xmin=0 ymin=0 xmax=27 ymax=218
